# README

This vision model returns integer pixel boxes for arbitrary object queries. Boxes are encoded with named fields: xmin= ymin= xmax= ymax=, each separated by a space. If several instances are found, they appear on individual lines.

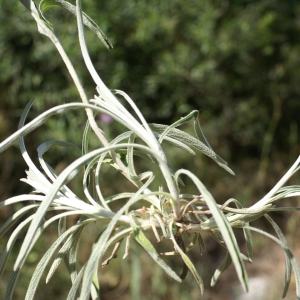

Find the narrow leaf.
xmin=79 ymin=172 xmax=155 ymax=300
xmin=244 ymin=225 xmax=300 ymax=299
xmin=243 ymin=225 xmax=253 ymax=263
xmin=39 ymin=0 xmax=113 ymax=50
xmin=129 ymin=215 xmax=182 ymax=282
xmin=25 ymin=223 xmax=86 ymax=300
xmin=150 ymin=123 xmax=234 ymax=175
xmin=169 ymin=222 xmax=204 ymax=293
xmin=175 ymin=169 xmax=248 ymax=292
xmin=264 ymin=215 xmax=293 ymax=298
xmin=211 ymin=252 xmax=232 ymax=286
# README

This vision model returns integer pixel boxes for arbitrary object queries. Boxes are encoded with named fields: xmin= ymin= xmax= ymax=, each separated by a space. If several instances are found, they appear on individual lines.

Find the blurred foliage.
xmin=1 ymin=0 xmax=300 ymax=299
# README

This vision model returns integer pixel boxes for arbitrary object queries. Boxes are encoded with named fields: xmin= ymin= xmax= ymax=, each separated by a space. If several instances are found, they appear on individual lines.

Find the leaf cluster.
xmin=1 ymin=1 xmax=300 ymax=300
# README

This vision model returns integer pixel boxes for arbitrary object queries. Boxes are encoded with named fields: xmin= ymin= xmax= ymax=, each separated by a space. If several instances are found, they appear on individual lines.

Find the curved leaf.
xmin=211 ymin=252 xmax=232 ymax=287
xmin=39 ymin=0 xmax=113 ymax=50
xmin=174 ymin=169 xmax=248 ymax=292
xmin=129 ymin=215 xmax=181 ymax=282
xmin=150 ymin=123 xmax=234 ymax=175
xmin=169 ymin=221 xmax=204 ymax=293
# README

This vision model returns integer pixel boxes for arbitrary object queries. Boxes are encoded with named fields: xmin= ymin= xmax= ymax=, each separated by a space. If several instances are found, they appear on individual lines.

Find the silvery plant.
xmin=1 ymin=1 xmax=300 ymax=299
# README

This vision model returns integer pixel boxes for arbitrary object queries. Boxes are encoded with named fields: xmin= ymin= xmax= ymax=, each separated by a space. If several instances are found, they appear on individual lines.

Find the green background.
xmin=1 ymin=0 xmax=300 ymax=299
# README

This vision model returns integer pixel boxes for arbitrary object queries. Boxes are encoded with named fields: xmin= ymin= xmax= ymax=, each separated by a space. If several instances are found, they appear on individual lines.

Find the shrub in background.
xmin=1 ymin=1 xmax=300 ymax=299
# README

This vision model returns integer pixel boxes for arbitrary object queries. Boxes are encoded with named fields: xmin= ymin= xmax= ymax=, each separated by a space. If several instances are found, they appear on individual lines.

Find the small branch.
xmin=102 ymin=240 xmax=122 ymax=267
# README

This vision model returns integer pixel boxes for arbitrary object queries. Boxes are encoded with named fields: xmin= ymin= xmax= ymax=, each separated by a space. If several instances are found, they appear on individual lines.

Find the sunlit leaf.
xmin=130 ymin=215 xmax=182 ymax=282
xmin=150 ymin=123 xmax=235 ymax=175
xmin=169 ymin=221 xmax=204 ymax=293
xmin=174 ymin=169 xmax=248 ymax=292
xmin=39 ymin=0 xmax=113 ymax=50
